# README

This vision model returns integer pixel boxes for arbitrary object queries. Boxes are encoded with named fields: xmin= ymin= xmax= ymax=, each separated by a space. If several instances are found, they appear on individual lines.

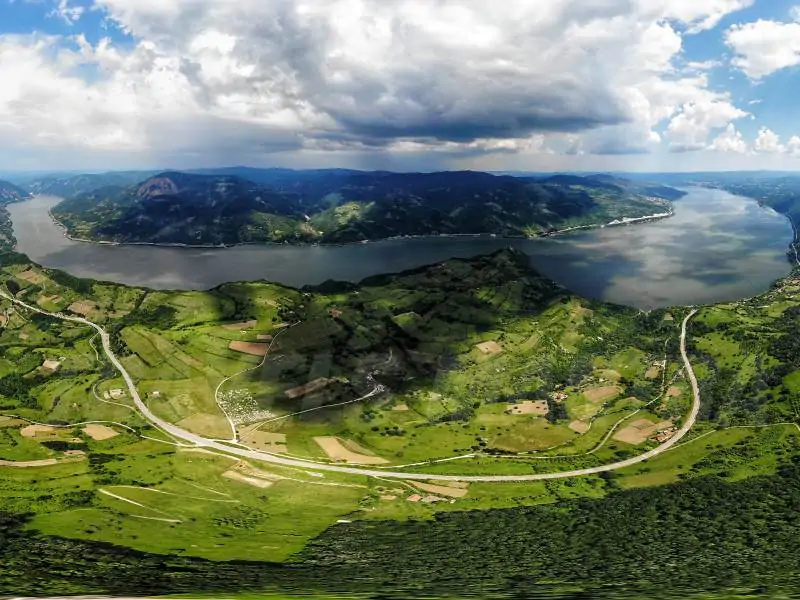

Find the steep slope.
xmin=0 ymin=180 xmax=30 ymax=250
xmin=0 ymin=180 xmax=29 ymax=204
xmin=53 ymin=172 xmax=306 ymax=245
xmin=51 ymin=169 xmax=681 ymax=246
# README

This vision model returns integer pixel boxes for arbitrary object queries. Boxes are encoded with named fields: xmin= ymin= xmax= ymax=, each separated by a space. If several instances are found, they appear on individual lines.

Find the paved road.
xmin=0 ymin=289 xmax=701 ymax=482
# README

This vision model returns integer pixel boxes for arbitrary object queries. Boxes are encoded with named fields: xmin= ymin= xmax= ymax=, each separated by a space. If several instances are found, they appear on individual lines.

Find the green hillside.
xmin=1 ymin=242 xmax=800 ymax=596
xmin=50 ymin=170 xmax=680 ymax=246
xmin=0 ymin=180 xmax=29 ymax=251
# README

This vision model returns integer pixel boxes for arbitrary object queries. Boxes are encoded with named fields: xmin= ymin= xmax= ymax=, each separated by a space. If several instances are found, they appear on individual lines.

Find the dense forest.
xmin=49 ymin=169 xmax=681 ymax=246
xmin=5 ymin=462 xmax=800 ymax=597
xmin=0 ymin=179 xmax=28 ymax=250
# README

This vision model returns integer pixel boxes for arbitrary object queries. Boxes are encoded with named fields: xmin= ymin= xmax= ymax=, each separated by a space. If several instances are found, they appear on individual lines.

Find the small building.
xmin=150 ymin=391 xmax=161 ymax=399
xmin=652 ymin=428 xmax=677 ymax=444
xmin=421 ymin=495 xmax=446 ymax=504
xmin=407 ymin=494 xmax=423 ymax=503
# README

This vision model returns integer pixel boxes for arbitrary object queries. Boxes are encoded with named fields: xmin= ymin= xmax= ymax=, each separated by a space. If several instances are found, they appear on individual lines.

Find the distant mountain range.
xmin=22 ymin=171 xmax=158 ymax=199
xmin=35 ymin=168 xmax=684 ymax=246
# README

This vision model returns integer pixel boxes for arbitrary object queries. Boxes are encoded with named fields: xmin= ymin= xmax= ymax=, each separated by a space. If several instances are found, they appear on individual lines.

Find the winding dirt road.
xmin=0 ymin=289 xmax=701 ymax=482
xmin=214 ymin=324 xmax=298 ymax=442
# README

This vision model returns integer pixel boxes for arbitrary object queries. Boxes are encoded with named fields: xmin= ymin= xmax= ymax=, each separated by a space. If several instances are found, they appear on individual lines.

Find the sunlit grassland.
xmin=139 ymin=290 xmax=231 ymax=327
xmin=28 ymin=447 xmax=368 ymax=562
xmin=121 ymin=327 xmax=215 ymax=380
xmin=5 ymin=250 xmax=800 ymax=573
xmin=41 ymin=375 xmax=139 ymax=424
xmin=615 ymin=424 xmax=800 ymax=488
xmin=0 ymin=423 xmax=56 ymax=461
xmin=0 ymin=460 xmax=94 ymax=513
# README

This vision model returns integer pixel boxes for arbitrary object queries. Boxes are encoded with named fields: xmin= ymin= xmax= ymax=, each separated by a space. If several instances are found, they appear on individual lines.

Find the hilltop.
xmin=22 ymin=171 xmax=157 ymax=198
xmin=48 ymin=169 xmax=682 ymax=246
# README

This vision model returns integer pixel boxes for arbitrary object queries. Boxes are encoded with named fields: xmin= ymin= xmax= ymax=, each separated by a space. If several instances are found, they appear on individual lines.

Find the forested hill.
xmin=0 ymin=180 xmax=30 ymax=251
xmin=0 ymin=180 xmax=28 ymax=204
xmin=50 ymin=169 xmax=682 ymax=246
xmin=6 ymin=464 xmax=800 ymax=597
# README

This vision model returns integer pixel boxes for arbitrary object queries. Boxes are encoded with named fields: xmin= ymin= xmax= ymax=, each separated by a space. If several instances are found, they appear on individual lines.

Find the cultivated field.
xmin=315 ymin=437 xmax=390 ymax=464
xmin=614 ymin=418 xmax=674 ymax=445
xmin=83 ymin=424 xmax=119 ymax=441
xmin=507 ymin=400 xmax=549 ymax=416
xmin=229 ymin=340 xmax=270 ymax=356
xmin=4 ymin=248 xmax=800 ymax=576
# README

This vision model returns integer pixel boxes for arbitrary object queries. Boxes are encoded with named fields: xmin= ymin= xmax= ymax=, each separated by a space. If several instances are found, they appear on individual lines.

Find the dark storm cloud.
xmin=136 ymin=0 xmax=638 ymax=152
xmin=321 ymin=82 xmax=631 ymax=143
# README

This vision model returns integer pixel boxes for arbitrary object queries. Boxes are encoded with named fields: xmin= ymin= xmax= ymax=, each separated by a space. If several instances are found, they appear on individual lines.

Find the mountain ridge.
xmin=0 ymin=180 xmax=29 ymax=204
xmin=48 ymin=169 xmax=683 ymax=246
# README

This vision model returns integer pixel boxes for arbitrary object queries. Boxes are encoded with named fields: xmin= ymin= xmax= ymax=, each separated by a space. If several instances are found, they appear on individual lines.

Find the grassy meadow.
xmin=3 ymin=248 xmax=800 ymax=596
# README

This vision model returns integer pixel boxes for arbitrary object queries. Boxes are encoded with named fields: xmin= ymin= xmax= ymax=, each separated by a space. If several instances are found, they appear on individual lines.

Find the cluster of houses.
xmin=651 ymin=426 xmax=678 ymax=444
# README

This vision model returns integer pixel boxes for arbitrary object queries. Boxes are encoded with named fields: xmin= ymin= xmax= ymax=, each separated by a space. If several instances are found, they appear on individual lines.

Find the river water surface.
xmin=8 ymin=187 xmax=793 ymax=309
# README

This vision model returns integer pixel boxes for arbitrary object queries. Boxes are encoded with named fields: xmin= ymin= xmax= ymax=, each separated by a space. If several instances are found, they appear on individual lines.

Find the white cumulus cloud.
xmin=726 ymin=18 xmax=800 ymax=79
xmin=0 ymin=0 xmax=760 ymax=168
xmin=709 ymin=124 xmax=748 ymax=153
xmin=51 ymin=0 xmax=86 ymax=24
xmin=754 ymin=127 xmax=786 ymax=154
xmin=666 ymin=99 xmax=749 ymax=152
xmin=787 ymin=135 xmax=800 ymax=156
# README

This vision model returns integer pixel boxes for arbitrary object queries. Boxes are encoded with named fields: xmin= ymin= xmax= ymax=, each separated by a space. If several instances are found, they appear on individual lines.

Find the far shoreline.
xmin=40 ymin=195 xmax=677 ymax=251
xmin=5 ymin=188 xmax=794 ymax=310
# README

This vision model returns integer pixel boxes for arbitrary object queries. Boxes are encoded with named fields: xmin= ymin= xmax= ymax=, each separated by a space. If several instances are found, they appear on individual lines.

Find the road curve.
xmin=0 ymin=289 xmax=701 ymax=482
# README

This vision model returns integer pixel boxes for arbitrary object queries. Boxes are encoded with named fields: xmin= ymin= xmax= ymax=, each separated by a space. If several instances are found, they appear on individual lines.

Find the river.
xmin=7 ymin=187 xmax=793 ymax=310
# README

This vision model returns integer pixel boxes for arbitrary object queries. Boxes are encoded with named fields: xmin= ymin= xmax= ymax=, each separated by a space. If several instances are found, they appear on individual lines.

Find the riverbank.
xmin=787 ymin=214 xmax=800 ymax=269
xmin=8 ymin=189 xmax=790 ymax=308
xmin=45 ymin=200 xmax=676 ymax=250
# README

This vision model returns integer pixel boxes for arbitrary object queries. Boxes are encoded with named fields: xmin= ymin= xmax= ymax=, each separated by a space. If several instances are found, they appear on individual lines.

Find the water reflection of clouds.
xmin=532 ymin=187 xmax=793 ymax=308
xmin=8 ymin=188 xmax=794 ymax=310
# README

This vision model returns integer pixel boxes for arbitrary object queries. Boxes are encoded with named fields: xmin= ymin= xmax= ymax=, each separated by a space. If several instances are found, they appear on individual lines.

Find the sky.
xmin=2 ymin=0 xmax=800 ymax=173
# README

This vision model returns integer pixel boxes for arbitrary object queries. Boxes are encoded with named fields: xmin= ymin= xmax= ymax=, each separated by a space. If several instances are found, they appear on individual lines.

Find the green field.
xmin=3 ymin=247 xmax=800 ymax=597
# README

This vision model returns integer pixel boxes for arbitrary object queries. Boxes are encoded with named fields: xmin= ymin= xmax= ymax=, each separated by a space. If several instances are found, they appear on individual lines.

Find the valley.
xmin=8 ymin=186 xmax=792 ymax=308
xmin=2 ymin=235 xmax=800 ymax=596
xmin=5 ymin=0 xmax=800 ymax=596
xmin=2 ymin=170 xmax=800 ymax=599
